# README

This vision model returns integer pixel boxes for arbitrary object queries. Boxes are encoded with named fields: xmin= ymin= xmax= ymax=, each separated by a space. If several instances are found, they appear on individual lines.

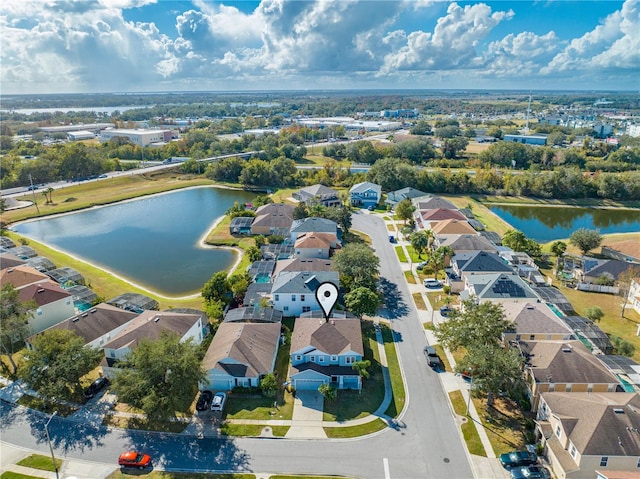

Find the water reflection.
xmin=490 ymin=205 xmax=640 ymax=243
xmin=13 ymin=187 xmax=256 ymax=296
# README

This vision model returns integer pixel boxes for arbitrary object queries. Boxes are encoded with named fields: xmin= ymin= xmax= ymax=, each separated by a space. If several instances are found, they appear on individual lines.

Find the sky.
xmin=1 ymin=0 xmax=639 ymax=95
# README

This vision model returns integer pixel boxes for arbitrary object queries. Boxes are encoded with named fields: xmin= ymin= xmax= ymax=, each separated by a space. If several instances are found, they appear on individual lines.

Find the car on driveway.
xmin=439 ymin=306 xmax=453 ymax=316
xmin=510 ymin=465 xmax=550 ymax=479
xmin=195 ymin=390 xmax=213 ymax=411
xmin=499 ymin=450 xmax=538 ymax=469
xmin=211 ymin=392 xmax=227 ymax=412
xmin=423 ymin=279 xmax=442 ymax=288
xmin=83 ymin=376 xmax=109 ymax=399
xmin=416 ymin=261 xmax=428 ymax=270
xmin=118 ymin=451 xmax=152 ymax=469
xmin=423 ymin=346 xmax=443 ymax=370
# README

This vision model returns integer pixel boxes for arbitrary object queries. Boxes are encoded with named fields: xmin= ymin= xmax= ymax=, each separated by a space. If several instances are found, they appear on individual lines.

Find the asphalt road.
xmin=0 ymin=212 xmax=473 ymax=478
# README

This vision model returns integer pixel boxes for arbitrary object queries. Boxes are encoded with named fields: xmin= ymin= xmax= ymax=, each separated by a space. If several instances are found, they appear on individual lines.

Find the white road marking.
xmin=383 ymin=457 xmax=390 ymax=479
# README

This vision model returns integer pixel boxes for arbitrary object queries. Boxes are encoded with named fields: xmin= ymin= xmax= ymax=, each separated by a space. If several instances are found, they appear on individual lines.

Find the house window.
xmin=515 ymin=335 xmax=521 ymax=341
xmin=66 ymin=299 xmax=71 ymax=305
xmin=529 ymin=335 xmax=535 ymax=340
xmin=331 ymin=355 xmax=337 ymax=362
xmin=565 ymin=384 xmax=572 ymax=392
xmin=331 ymin=376 xmax=338 ymax=382
xmin=110 ymin=351 xmax=116 ymax=358
xmin=292 ymin=295 xmax=296 ymax=301
xmin=284 ymin=306 xmax=288 ymax=311
xmin=302 ymin=306 xmax=311 ymax=313
xmin=295 ymin=355 xmax=301 ymax=361
xmin=549 ymin=384 xmax=555 ymax=392
xmin=555 ymin=425 xmax=561 ymax=438
xmin=636 ymin=457 xmax=640 ymax=468
xmin=274 ymin=294 xmax=279 ymax=301
xmin=301 ymin=295 xmax=305 ymax=301
xmin=587 ymin=384 xmax=594 ymax=392
xmin=36 ymin=309 xmax=42 ymax=316
xmin=345 ymin=356 xmax=354 ymax=364
xmin=319 ymin=356 xmax=324 ymax=362
xmin=569 ymin=444 xmax=577 ymax=459
xmin=310 ymin=356 xmax=316 ymax=362
xmin=600 ymin=457 xmax=608 ymax=467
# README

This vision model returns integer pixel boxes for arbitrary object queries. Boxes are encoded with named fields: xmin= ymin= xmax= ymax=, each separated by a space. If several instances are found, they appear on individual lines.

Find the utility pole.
xmin=44 ymin=411 xmax=59 ymax=479
xmin=28 ymin=174 xmax=40 ymax=214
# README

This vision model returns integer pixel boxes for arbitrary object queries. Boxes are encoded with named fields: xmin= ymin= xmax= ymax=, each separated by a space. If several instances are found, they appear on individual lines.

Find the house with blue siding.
xmin=349 ymin=181 xmax=381 ymax=209
xmin=289 ymin=311 xmax=364 ymax=391
xmin=271 ymin=270 xmax=339 ymax=317
xmin=201 ymin=321 xmax=281 ymax=391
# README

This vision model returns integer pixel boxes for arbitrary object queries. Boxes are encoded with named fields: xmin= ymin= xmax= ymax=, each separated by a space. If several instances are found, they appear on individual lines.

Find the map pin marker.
xmin=316 ymin=282 xmax=339 ymax=321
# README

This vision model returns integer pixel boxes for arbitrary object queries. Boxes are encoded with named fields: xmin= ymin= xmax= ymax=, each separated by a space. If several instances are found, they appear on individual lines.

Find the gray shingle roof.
xmin=290 ymin=217 xmax=339 ymax=234
xmin=455 ymin=251 xmax=513 ymax=274
xmin=272 ymin=271 xmax=339 ymax=295
xmin=467 ymin=273 xmax=538 ymax=299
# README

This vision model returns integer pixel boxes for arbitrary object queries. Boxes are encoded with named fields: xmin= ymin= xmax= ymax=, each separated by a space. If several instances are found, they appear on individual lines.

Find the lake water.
xmin=489 ymin=204 xmax=640 ymax=243
xmin=13 ymin=187 xmax=256 ymax=297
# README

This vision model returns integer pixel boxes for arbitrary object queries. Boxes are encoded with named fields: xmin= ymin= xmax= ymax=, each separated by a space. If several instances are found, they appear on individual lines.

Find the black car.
xmin=499 ymin=450 xmax=538 ymax=469
xmin=510 ymin=465 xmax=550 ymax=479
xmin=439 ymin=306 xmax=453 ymax=316
xmin=423 ymin=346 xmax=443 ymax=370
xmin=196 ymin=390 xmax=213 ymax=411
xmin=84 ymin=376 xmax=109 ymax=399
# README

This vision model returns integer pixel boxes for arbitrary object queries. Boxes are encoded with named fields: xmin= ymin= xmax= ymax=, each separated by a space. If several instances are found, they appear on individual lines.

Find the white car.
xmin=210 ymin=392 xmax=226 ymax=412
xmin=423 ymin=279 xmax=442 ymax=289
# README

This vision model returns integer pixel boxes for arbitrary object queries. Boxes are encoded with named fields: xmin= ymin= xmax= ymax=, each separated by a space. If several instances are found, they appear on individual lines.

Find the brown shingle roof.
xmin=290 ymin=316 xmax=364 ymax=356
xmin=522 ymin=340 xmax=620 ymax=384
xmin=33 ymin=303 xmax=139 ymax=345
xmin=541 ymin=392 xmax=640 ymax=456
xmin=103 ymin=310 xmax=202 ymax=350
xmin=0 ymin=264 xmax=50 ymax=289
xmin=202 ymin=322 xmax=281 ymax=378
xmin=431 ymin=219 xmax=477 ymax=235
xmin=18 ymin=280 xmax=71 ymax=307
xmin=294 ymin=232 xmax=337 ymax=249
xmin=421 ymin=208 xmax=467 ymax=222
xmin=0 ymin=253 xmax=26 ymax=270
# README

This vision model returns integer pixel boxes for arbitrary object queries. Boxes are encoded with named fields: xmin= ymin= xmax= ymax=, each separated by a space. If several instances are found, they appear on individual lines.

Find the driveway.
xmin=285 ymin=391 xmax=326 ymax=439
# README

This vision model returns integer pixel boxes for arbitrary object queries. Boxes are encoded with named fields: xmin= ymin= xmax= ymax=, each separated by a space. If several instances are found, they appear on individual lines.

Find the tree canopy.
xmin=111 ymin=331 xmax=206 ymax=421
xmin=569 ymin=228 xmax=602 ymax=256
xmin=19 ymin=329 xmax=102 ymax=401
xmin=344 ymin=287 xmax=380 ymax=318
xmin=333 ymin=243 xmax=380 ymax=291
xmin=0 ymin=283 xmax=35 ymax=375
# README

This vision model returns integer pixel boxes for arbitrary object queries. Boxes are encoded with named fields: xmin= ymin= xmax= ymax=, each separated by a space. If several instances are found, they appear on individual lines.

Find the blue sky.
xmin=1 ymin=0 xmax=638 ymax=94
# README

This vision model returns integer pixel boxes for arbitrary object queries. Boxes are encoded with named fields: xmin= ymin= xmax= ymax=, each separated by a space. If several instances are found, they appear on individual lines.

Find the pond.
xmin=489 ymin=204 xmax=640 ymax=243
xmin=13 ymin=187 xmax=257 ymax=297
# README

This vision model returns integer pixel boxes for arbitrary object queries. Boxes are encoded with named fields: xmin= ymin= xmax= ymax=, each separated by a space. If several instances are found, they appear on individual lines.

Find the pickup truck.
xmin=423 ymin=346 xmax=443 ymax=370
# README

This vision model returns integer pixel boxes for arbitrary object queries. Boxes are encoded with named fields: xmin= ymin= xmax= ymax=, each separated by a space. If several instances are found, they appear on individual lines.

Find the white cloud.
xmin=543 ymin=0 xmax=640 ymax=74
xmin=480 ymin=31 xmax=561 ymax=77
xmin=380 ymin=2 xmax=514 ymax=73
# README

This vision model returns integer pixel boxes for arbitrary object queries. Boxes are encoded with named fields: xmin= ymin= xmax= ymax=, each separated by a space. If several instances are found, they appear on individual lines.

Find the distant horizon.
xmin=1 ymin=1 xmax=637 ymax=94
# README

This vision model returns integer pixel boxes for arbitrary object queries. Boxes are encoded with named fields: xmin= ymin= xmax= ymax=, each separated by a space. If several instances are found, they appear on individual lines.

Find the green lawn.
xmin=17 ymin=454 xmax=62 ymax=472
xmin=324 ymin=418 xmax=387 ymax=438
xmin=412 ymin=292 xmax=428 ymax=311
xmin=395 ymin=246 xmax=407 ymax=262
xmin=1 ymin=473 xmax=42 ymax=479
xmin=448 ymin=390 xmax=486 ymax=457
xmin=404 ymin=270 xmax=416 ymax=284
xmin=381 ymin=325 xmax=405 ymax=418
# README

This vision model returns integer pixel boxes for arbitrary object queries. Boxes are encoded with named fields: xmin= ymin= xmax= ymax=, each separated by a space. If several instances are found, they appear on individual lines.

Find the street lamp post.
xmin=44 ymin=411 xmax=59 ymax=479
xmin=465 ymin=378 xmax=474 ymax=417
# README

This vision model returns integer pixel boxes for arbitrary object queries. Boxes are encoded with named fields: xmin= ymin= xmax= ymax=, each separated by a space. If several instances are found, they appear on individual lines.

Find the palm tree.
xmin=432 ymin=245 xmax=454 ymax=280
xmin=41 ymin=187 xmax=54 ymax=204
xmin=410 ymin=231 xmax=430 ymax=259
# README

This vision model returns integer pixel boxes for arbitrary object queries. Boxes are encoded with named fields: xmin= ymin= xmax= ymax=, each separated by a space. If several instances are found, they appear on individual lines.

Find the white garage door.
xmin=294 ymin=379 xmax=326 ymax=391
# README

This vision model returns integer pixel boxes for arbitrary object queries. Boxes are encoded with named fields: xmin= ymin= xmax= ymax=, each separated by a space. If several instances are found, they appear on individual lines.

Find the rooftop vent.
xmin=154 ymin=317 xmax=160 ymax=323
xmin=90 ymin=308 xmax=97 ymax=313
xmin=614 ymin=408 xmax=625 ymax=414
xmin=37 ymin=288 xmax=45 ymax=293
xmin=72 ymin=317 xmax=79 ymax=322
xmin=81 ymin=313 xmax=88 ymax=318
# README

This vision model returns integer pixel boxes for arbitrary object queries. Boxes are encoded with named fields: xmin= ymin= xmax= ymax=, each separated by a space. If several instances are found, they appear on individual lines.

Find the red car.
xmin=118 ymin=451 xmax=152 ymax=469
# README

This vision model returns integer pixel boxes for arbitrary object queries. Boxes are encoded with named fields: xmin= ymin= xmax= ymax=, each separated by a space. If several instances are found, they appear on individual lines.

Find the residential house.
xmin=201 ymin=321 xmax=281 ymax=390
xmin=447 ymin=251 xmax=514 ymax=293
xmin=243 ymin=283 xmax=273 ymax=307
xmin=601 ymin=238 xmax=640 ymax=263
xmin=106 ymin=293 xmax=159 ymax=312
xmin=18 ymin=281 xmax=76 ymax=334
xmin=229 ymin=216 xmax=254 ymax=235
xmin=294 ymin=232 xmax=340 ymax=259
xmin=8 ymin=245 xmax=38 ymax=259
xmin=462 ymin=273 xmax=539 ymax=304
xmin=289 ymin=311 xmax=364 ymax=391
xmin=260 ymin=244 xmax=294 ymax=261
xmin=290 ymin=217 xmax=339 ymax=243
xmin=224 ymin=305 xmax=283 ymax=323
xmin=101 ymin=310 xmax=204 ymax=378
xmin=500 ymin=249 xmax=546 ymax=286
xmin=435 ymin=234 xmax=499 ymax=254
xmin=349 ymin=181 xmax=381 ymax=209
xmin=578 ymin=259 xmax=635 ymax=285
xmin=271 ymin=271 xmax=339 ymax=317
xmin=248 ymin=260 xmax=276 ymax=283
xmin=250 ymin=203 xmax=295 ymax=236
xmin=629 ymin=279 xmax=640 ymax=316
xmin=0 ymin=252 xmax=26 ymax=269
xmin=0 ymin=237 xmax=17 ymax=249
xmin=420 ymin=208 xmax=467 ymax=227
xmin=501 ymin=302 xmax=574 ymax=345
xmin=385 ymin=187 xmax=427 ymax=208
xmin=273 ymin=258 xmax=334 ymax=276
xmin=0 ymin=264 xmax=50 ymax=290
xmin=26 ymin=256 xmax=56 ymax=273
xmin=597 ymin=355 xmax=640 ymax=393
xmin=521 ymin=340 xmax=622 ymax=411
xmin=412 ymin=195 xmax=457 ymax=211
xmin=536 ymin=392 xmax=640 ymax=479
xmin=431 ymin=219 xmax=477 ymax=236
xmin=293 ymin=184 xmax=342 ymax=208
xmin=29 ymin=303 xmax=138 ymax=350
xmin=46 ymin=267 xmax=85 ymax=287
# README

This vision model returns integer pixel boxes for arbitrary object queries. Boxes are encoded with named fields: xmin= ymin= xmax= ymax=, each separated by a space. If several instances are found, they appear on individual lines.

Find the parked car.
xmin=423 ymin=346 xmax=443 ymax=370
xmin=416 ymin=261 xmax=428 ymax=270
xmin=388 ymin=235 xmax=396 ymax=243
xmin=195 ymin=390 xmax=213 ymax=411
xmin=499 ymin=450 xmax=538 ymax=469
xmin=118 ymin=451 xmax=152 ymax=469
xmin=211 ymin=392 xmax=227 ymax=412
xmin=83 ymin=376 xmax=109 ymax=399
xmin=439 ymin=306 xmax=453 ymax=317
xmin=423 ymin=279 xmax=442 ymax=288
xmin=510 ymin=465 xmax=550 ymax=479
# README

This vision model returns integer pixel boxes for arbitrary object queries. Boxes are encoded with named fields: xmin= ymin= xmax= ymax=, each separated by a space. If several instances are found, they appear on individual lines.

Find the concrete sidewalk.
xmin=0 ymin=441 xmax=117 ymax=479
